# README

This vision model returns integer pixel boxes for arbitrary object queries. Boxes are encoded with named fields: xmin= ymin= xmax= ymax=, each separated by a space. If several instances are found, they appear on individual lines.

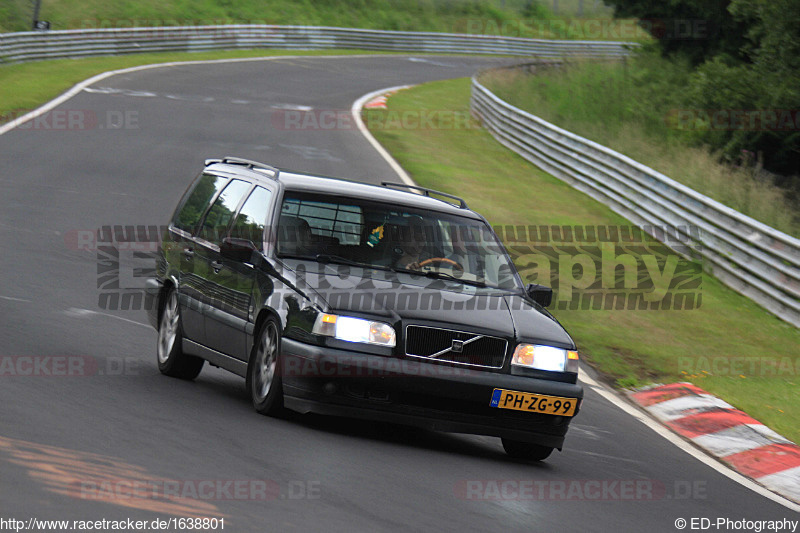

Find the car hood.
xmin=291 ymin=261 xmax=574 ymax=347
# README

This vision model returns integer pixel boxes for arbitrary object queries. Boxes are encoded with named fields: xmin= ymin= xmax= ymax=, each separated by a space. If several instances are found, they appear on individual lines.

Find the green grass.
xmin=3 ymin=0 xmax=512 ymax=33
xmin=480 ymin=58 xmax=800 ymax=236
xmin=365 ymin=78 xmax=800 ymax=443
xmin=0 ymin=0 xmax=649 ymax=123
xmin=1 ymin=0 xmax=648 ymax=42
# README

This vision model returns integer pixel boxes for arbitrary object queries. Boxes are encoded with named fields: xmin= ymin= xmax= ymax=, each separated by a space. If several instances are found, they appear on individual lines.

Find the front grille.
xmin=405 ymin=325 xmax=507 ymax=368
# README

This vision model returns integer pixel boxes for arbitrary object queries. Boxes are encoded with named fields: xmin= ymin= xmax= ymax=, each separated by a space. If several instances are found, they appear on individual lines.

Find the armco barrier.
xmin=471 ymin=75 xmax=800 ymax=327
xmin=5 ymin=24 xmax=794 ymax=326
xmin=0 ymin=25 xmax=633 ymax=63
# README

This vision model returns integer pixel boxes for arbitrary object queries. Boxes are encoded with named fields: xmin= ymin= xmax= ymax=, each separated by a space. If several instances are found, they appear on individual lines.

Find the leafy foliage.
xmin=482 ymin=58 xmax=799 ymax=235
xmin=606 ymin=0 xmax=749 ymax=65
xmin=689 ymin=0 xmax=800 ymax=177
xmin=606 ymin=0 xmax=800 ymax=183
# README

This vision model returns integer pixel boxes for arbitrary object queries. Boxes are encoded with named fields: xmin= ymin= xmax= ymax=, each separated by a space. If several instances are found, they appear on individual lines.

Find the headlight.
xmin=512 ymin=344 xmax=579 ymax=373
xmin=312 ymin=313 xmax=396 ymax=347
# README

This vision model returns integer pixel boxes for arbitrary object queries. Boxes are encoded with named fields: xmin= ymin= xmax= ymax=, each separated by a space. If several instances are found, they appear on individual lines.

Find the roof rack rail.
xmin=381 ymin=182 xmax=468 ymax=209
xmin=206 ymin=157 xmax=280 ymax=179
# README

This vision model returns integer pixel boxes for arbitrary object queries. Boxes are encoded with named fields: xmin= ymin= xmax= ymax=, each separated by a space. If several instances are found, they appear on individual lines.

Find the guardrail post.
xmin=470 ymin=72 xmax=800 ymax=327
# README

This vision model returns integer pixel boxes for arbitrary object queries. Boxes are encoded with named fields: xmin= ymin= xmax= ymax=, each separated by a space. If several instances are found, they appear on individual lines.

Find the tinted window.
xmin=173 ymin=173 xmax=228 ymax=232
xmin=198 ymin=179 xmax=252 ymax=243
xmin=278 ymin=192 xmax=519 ymax=290
xmin=281 ymin=197 xmax=363 ymax=245
xmin=229 ymin=186 xmax=273 ymax=251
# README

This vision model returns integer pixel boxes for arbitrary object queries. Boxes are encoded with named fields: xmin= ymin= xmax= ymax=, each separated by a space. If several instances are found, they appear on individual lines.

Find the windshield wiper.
xmin=314 ymin=254 xmax=393 ymax=272
xmin=424 ymin=270 xmax=488 ymax=287
xmin=278 ymin=252 xmax=382 ymax=270
xmin=392 ymin=267 xmax=488 ymax=288
xmin=282 ymin=253 xmax=488 ymax=286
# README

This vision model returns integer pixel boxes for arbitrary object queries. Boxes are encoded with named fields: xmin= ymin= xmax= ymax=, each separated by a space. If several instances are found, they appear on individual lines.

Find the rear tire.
xmin=247 ymin=318 xmax=284 ymax=416
xmin=157 ymin=289 xmax=204 ymax=380
xmin=501 ymin=438 xmax=554 ymax=461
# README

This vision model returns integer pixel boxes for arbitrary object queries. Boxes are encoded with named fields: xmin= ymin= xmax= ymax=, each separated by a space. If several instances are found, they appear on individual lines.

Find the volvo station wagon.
xmin=145 ymin=157 xmax=583 ymax=460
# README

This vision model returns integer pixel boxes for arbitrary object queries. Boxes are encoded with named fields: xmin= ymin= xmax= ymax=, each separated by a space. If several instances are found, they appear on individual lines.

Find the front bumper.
xmin=281 ymin=338 xmax=583 ymax=449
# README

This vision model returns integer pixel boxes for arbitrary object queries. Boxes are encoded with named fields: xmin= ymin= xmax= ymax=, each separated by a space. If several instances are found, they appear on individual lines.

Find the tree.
xmin=689 ymin=0 xmax=800 ymax=177
xmin=605 ymin=0 xmax=750 ymax=65
xmin=607 ymin=0 xmax=800 ymax=178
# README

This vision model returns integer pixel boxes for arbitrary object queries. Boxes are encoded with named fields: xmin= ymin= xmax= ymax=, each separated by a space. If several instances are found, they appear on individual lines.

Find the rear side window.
xmin=173 ymin=173 xmax=228 ymax=232
xmin=281 ymin=197 xmax=363 ymax=245
xmin=198 ymin=179 xmax=252 ymax=243
xmin=229 ymin=186 xmax=273 ymax=251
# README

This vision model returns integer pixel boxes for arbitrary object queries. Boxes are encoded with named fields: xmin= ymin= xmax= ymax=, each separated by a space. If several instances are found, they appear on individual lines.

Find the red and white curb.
xmin=351 ymin=85 xmax=415 ymax=187
xmin=630 ymin=382 xmax=800 ymax=504
xmin=364 ymin=95 xmax=389 ymax=109
xmin=363 ymin=88 xmax=404 ymax=109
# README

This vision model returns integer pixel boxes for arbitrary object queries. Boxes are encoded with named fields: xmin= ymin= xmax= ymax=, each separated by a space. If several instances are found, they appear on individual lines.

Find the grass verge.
xmin=1 ymin=0 xmax=645 ymax=42
xmin=480 ymin=59 xmax=800 ymax=236
xmin=365 ymin=78 xmax=800 ymax=443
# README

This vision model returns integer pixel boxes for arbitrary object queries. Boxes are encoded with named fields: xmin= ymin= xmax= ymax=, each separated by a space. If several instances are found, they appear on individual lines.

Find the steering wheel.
xmin=417 ymin=257 xmax=464 ymax=272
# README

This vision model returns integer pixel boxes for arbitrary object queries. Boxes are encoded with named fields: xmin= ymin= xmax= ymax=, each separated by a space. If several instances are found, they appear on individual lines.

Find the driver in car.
xmin=393 ymin=216 xmax=465 ymax=273
xmin=396 ymin=216 xmax=428 ymax=270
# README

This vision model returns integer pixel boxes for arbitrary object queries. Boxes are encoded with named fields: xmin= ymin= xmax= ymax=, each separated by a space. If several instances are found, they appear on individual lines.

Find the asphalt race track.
xmin=0 ymin=55 xmax=797 ymax=532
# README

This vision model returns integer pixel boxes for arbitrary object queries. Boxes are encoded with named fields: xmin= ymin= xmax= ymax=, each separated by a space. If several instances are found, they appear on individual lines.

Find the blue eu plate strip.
xmin=490 ymin=389 xmax=502 ymax=407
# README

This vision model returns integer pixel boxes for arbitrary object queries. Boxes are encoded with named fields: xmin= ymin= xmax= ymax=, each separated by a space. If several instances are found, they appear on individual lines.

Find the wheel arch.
xmin=156 ymin=276 xmax=179 ymax=326
xmin=250 ymin=307 xmax=282 ymax=361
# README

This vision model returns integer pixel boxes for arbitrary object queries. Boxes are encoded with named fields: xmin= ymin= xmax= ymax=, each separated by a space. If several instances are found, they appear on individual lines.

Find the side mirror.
xmin=220 ymin=237 xmax=257 ymax=262
xmin=526 ymin=283 xmax=553 ymax=308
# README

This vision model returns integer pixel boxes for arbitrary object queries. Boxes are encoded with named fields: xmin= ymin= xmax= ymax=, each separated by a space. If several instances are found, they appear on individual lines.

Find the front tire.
xmin=247 ymin=318 xmax=284 ymax=416
xmin=157 ymin=289 xmax=204 ymax=380
xmin=501 ymin=438 xmax=554 ymax=461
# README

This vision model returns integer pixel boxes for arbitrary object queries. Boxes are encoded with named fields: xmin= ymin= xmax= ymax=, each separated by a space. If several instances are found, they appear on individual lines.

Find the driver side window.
xmin=229 ymin=186 xmax=273 ymax=251
xmin=198 ymin=179 xmax=252 ymax=244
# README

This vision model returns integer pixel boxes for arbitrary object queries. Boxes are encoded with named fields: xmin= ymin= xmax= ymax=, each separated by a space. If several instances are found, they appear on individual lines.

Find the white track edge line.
xmin=351 ymin=85 xmax=415 ymax=186
xmin=0 ymin=54 xmax=390 ymax=137
xmin=579 ymin=372 xmax=800 ymax=511
xmin=3 ymin=55 xmax=796 ymax=511
xmin=352 ymin=83 xmax=799 ymax=512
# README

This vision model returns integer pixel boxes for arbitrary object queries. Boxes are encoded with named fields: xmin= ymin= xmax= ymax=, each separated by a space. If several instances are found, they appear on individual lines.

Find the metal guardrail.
xmin=471 ymin=76 xmax=800 ymax=327
xmin=0 ymin=25 xmax=634 ymax=63
xmin=7 ymin=24 xmax=793 ymax=326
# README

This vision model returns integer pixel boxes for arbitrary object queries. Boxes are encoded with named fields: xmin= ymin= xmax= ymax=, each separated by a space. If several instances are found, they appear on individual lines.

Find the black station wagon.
xmin=145 ymin=157 xmax=583 ymax=460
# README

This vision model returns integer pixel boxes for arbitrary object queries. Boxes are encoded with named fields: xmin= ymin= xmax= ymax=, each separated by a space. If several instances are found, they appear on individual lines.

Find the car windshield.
xmin=276 ymin=191 xmax=520 ymax=290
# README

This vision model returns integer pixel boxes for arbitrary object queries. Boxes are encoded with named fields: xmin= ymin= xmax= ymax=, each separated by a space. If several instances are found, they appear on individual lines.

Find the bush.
xmin=481 ymin=53 xmax=800 ymax=235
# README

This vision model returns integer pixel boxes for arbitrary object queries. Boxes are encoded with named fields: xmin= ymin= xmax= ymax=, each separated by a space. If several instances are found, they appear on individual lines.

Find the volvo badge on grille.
xmin=451 ymin=339 xmax=464 ymax=353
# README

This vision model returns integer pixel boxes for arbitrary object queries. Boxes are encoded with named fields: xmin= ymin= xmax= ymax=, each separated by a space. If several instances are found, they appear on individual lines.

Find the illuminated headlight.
xmin=312 ymin=314 xmax=396 ymax=347
xmin=512 ymin=344 xmax=579 ymax=373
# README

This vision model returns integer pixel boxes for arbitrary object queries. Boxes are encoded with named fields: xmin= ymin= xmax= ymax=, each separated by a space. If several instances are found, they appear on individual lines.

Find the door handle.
xmin=211 ymin=260 xmax=223 ymax=273
xmin=183 ymin=248 xmax=194 ymax=258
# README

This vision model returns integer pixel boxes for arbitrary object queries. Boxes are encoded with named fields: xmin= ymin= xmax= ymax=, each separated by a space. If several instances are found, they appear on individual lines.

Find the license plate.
xmin=490 ymin=389 xmax=577 ymax=416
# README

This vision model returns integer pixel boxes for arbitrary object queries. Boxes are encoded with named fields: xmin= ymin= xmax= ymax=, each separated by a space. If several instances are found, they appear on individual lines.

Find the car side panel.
xmin=200 ymin=242 xmax=253 ymax=360
xmin=168 ymin=228 xmax=205 ymax=343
